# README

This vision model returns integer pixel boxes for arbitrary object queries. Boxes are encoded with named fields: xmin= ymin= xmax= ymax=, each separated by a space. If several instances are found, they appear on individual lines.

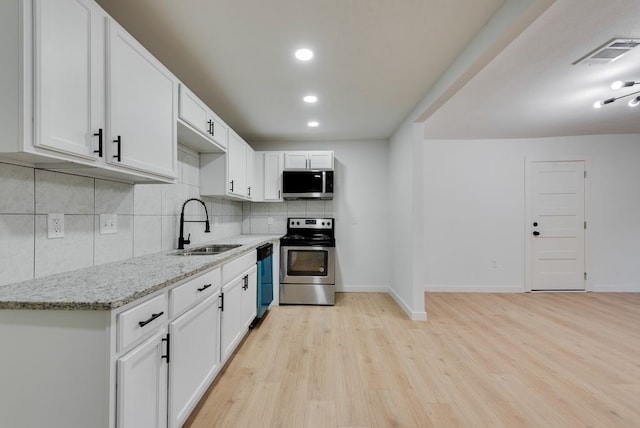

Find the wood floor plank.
xmin=185 ymin=292 xmax=640 ymax=428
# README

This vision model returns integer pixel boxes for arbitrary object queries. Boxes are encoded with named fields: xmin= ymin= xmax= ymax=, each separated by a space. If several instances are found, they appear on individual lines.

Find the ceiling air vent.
xmin=573 ymin=38 xmax=640 ymax=65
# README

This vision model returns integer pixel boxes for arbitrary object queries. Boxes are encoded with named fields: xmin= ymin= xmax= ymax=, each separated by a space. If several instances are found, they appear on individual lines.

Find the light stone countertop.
xmin=0 ymin=235 xmax=281 ymax=311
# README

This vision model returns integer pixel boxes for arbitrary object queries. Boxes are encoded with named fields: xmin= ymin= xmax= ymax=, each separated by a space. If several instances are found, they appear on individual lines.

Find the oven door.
xmin=280 ymin=245 xmax=335 ymax=285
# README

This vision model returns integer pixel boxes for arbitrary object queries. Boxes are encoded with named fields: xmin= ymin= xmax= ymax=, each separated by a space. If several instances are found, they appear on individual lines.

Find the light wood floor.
xmin=185 ymin=292 xmax=640 ymax=427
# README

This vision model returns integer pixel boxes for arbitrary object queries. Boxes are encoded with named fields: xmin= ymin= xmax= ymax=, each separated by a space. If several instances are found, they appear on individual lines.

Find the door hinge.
xmin=584 ymin=272 xmax=587 ymax=280
xmin=162 ymin=334 xmax=171 ymax=364
xmin=584 ymin=221 xmax=587 ymax=230
xmin=584 ymin=170 xmax=587 ymax=178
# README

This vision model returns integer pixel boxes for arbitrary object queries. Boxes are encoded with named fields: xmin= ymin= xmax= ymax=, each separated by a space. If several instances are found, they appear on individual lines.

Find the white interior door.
xmin=528 ymin=161 xmax=585 ymax=291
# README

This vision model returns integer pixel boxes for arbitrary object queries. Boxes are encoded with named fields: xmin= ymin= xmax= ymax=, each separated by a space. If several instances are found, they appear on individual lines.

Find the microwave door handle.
xmin=322 ymin=171 xmax=326 ymax=194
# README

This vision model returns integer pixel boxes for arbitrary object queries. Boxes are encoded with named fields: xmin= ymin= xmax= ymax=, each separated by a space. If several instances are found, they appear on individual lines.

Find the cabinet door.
xmin=242 ymin=265 xmax=258 ymax=330
xmin=117 ymin=329 xmax=168 ymax=428
xmin=107 ymin=21 xmax=177 ymax=179
xmin=246 ymin=144 xmax=255 ymax=199
xmin=34 ymin=0 xmax=104 ymax=161
xmin=208 ymin=112 xmax=228 ymax=149
xmin=284 ymin=152 xmax=309 ymax=170
xmin=227 ymin=132 xmax=246 ymax=197
xmin=168 ymin=292 xmax=220 ymax=428
xmin=308 ymin=151 xmax=334 ymax=170
xmin=220 ymin=277 xmax=244 ymax=362
xmin=264 ymin=152 xmax=283 ymax=201
xmin=179 ymin=85 xmax=209 ymax=136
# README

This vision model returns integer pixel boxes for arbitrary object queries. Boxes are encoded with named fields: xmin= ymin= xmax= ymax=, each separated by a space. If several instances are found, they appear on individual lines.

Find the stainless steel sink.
xmin=174 ymin=244 xmax=241 ymax=256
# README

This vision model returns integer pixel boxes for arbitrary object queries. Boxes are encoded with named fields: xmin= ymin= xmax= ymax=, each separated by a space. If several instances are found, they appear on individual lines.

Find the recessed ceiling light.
xmin=303 ymin=95 xmax=318 ymax=103
xmin=295 ymin=48 xmax=313 ymax=61
xmin=307 ymin=121 xmax=319 ymax=127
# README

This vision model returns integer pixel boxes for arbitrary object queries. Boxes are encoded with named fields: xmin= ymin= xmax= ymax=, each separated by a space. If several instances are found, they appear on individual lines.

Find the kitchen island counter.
xmin=0 ymin=235 xmax=281 ymax=311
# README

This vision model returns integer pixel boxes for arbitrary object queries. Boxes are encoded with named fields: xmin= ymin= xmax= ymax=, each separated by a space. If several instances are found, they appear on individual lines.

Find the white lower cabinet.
xmin=221 ymin=259 xmax=257 ymax=363
xmin=0 ymin=246 xmax=267 ymax=428
xmin=117 ymin=329 xmax=169 ymax=428
xmin=168 ymin=292 xmax=221 ymax=428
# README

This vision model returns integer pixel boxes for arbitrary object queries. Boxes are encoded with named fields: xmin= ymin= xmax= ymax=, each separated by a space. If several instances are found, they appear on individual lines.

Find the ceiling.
xmin=421 ymin=0 xmax=640 ymax=139
xmin=95 ymin=0 xmax=505 ymax=142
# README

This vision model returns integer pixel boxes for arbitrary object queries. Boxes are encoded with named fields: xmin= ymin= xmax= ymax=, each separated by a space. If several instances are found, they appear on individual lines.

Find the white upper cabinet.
xmin=252 ymin=151 xmax=283 ymax=202
xmin=0 ymin=0 xmax=177 ymax=183
xmin=33 ymin=0 xmax=104 ymax=161
xmin=228 ymin=130 xmax=247 ymax=198
xmin=177 ymin=84 xmax=227 ymax=152
xmin=284 ymin=151 xmax=334 ymax=170
xmin=246 ymin=143 xmax=255 ymax=199
xmin=200 ymin=130 xmax=253 ymax=201
xmin=107 ymin=20 xmax=177 ymax=179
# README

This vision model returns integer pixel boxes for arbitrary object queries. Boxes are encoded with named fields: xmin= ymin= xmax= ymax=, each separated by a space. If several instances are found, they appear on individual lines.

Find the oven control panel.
xmin=288 ymin=218 xmax=333 ymax=229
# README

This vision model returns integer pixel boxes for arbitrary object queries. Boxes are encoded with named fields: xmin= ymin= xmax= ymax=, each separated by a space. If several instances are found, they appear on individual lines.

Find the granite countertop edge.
xmin=0 ymin=235 xmax=282 ymax=311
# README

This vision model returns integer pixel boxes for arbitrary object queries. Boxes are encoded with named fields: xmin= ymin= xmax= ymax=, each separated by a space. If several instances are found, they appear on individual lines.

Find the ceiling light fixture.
xmin=295 ymin=48 xmax=313 ymax=61
xmin=307 ymin=121 xmax=319 ymax=127
xmin=593 ymin=80 xmax=640 ymax=108
xmin=303 ymin=95 xmax=318 ymax=103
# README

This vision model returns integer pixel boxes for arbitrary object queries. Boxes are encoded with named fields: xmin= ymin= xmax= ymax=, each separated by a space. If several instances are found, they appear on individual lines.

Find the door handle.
xmin=93 ymin=128 xmax=103 ymax=157
xmin=532 ymin=231 xmax=540 ymax=236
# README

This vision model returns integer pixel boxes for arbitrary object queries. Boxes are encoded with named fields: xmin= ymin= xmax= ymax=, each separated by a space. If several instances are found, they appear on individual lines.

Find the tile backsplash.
xmin=242 ymin=199 xmax=335 ymax=235
xmin=0 ymin=146 xmax=242 ymax=287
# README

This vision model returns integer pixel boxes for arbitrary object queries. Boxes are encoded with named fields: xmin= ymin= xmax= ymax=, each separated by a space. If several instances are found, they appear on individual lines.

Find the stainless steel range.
xmin=280 ymin=218 xmax=335 ymax=305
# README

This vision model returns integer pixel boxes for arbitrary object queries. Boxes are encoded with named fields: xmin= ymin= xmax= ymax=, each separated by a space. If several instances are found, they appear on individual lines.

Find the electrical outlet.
xmin=351 ymin=217 xmax=357 ymax=225
xmin=47 ymin=213 xmax=65 ymax=239
xmin=99 ymin=214 xmax=118 ymax=235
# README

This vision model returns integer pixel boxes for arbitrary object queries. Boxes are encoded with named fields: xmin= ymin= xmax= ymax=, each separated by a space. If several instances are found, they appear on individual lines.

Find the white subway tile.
xmin=34 ymin=214 xmax=94 ymax=277
xmin=0 ymin=163 xmax=34 ymax=214
xmin=94 ymin=214 xmax=133 ymax=265
xmin=35 ymin=170 xmax=94 ymax=214
xmin=0 ymin=215 xmax=34 ymax=286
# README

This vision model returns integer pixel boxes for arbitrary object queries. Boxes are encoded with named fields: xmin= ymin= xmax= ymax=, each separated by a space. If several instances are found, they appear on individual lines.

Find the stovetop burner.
xmin=281 ymin=217 xmax=335 ymax=247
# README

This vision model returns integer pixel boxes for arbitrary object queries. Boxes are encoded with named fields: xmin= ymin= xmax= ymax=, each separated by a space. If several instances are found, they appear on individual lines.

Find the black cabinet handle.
xmin=230 ymin=180 xmax=234 ymax=192
xmin=197 ymin=283 xmax=212 ymax=292
xmin=161 ymin=334 xmax=170 ymax=363
xmin=138 ymin=311 xmax=164 ymax=327
xmin=242 ymin=275 xmax=248 ymax=290
xmin=532 ymin=231 xmax=540 ymax=236
xmin=113 ymin=136 xmax=121 ymax=162
xmin=93 ymin=128 xmax=103 ymax=157
xmin=248 ymin=186 xmax=251 ymax=196
xmin=219 ymin=292 xmax=224 ymax=311
xmin=211 ymin=121 xmax=215 ymax=136
xmin=207 ymin=120 xmax=213 ymax=135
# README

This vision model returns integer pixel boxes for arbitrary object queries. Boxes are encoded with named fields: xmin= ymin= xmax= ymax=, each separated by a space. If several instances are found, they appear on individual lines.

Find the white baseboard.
xmin=589 ymin=284 xmax=640 ymax=292
xmin=389 ymin=287 xmax=427 ymax=321
xmin=425 ymin=284 xmax=524 ymax=293
xmin=336 ymin=285 xmax=389 ymax=293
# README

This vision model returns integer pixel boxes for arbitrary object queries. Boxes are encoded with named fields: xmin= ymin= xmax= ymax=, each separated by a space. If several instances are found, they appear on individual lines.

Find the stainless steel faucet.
xmin=178 ymin=198 xmax=211 ymax=249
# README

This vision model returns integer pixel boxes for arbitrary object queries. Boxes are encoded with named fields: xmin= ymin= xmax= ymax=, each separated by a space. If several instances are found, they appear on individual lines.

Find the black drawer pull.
xmin=138 ymin=311 xmax=164 ymax=327
xmin=219 ymin=292 xmax=224 ymax=311
xmin=197 ymin=283 xmax=212 ymax=292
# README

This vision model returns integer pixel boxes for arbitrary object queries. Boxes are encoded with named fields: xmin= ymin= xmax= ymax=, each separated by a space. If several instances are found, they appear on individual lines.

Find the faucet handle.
xmin=184 ymin=233 xmax=191 ymax=245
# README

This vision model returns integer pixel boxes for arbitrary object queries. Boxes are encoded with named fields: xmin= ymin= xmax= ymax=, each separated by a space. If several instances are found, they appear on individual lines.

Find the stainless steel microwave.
xmin=282 ymin=171 xmax=334 ymax=200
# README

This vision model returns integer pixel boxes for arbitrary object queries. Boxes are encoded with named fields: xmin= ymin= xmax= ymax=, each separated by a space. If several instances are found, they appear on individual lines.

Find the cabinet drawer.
xmin=222 ymin=251 xmax=257 ymax=284
xmin=170 ymin=267 xmax=221 ymax=318
xmin=117 ymin=294 xmax=168 ymax=352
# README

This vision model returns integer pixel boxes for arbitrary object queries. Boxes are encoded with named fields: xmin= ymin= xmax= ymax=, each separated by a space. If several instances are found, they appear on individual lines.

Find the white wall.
xmin=423 ymin=134 xmax=640 ymax=292
xmin=249 ymin=140 xmax=390 ymax=291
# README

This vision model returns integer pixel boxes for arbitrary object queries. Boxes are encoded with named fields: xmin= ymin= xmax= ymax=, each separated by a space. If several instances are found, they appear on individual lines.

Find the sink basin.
xmin=175 ymin=244 xmax=242 ymax=256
